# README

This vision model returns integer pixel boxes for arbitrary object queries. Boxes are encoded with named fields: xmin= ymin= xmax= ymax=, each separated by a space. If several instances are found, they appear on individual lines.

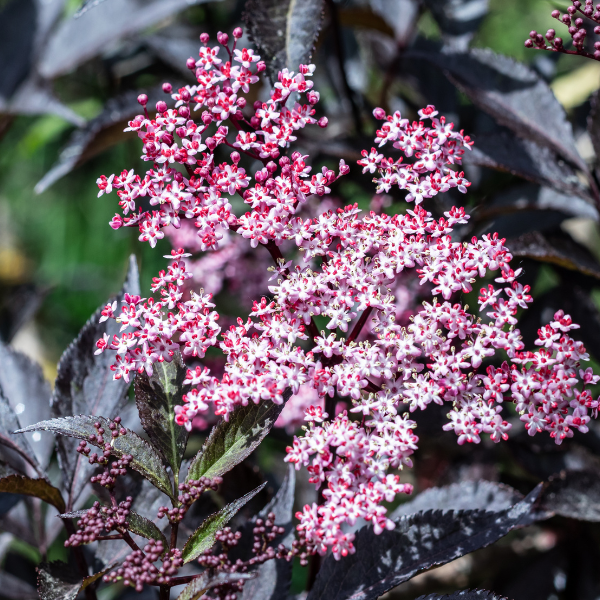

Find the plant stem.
xmin=62 ymin=518 xmax=97 ymax=600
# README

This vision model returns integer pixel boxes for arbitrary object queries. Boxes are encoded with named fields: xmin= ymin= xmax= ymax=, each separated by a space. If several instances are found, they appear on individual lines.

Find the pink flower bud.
xmin=176 ymin=126 xmax=186 ymax=138
xmin=256 ymin=61 xmax=266 ymax=72
xmin=551 ymin=9 xmax=560 ymax=18
xmin=200 ymin=32 xmax=209 ymax=43
xmin=266 ymin=161 xmax=277 ymax=173
xmin=250 ymin=116 xmax=260 ymax=128
xmin=110 ymin=214 xmax=123 ymax=229
xmin=233 ymin=27 xmax=243 ymax=39
xmin=237 ymin=97 xmax=246 ymax=108
xmin=202 ymin=111 xmax=213 ymax=125
xmin=307 ymin=91 xmax=320 ymax=105
xmin=217 ymin=31 xmax=229 ymax=45
xmin=156 ymin=101 xmax=168 ymax=113
xmin=162 ymin=82 xmax=172 ymax=94
xmin=137 ymin=94 xmax=148 ymax=106
xmin=206 ymin=137 xmax=216 ymax=151
xmin=174 ymin=171 xmax=183 ymax=183
xmin=318 ymin=116 xmax=328 ymax=128
xmin=186 ymin=57 xmax=196 ymax=70
xmin=230 ymin=151 xmax=241 ymax=163
xmin=178 ymin=105 xmax=190 ymax=118
xmin=373 ymin=107 xmax=386 ymax=120
xmin=255 ymin=168 xmax=268 ymax=183
xmin=181 ymin=88 xmax=191 ymax=102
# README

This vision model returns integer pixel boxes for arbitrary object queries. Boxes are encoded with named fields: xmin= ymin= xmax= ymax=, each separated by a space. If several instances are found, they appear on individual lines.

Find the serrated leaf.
xmin=307 ymin=485 xmax=541 ymax=600
xmin=0 ymin=341 xmax=53 ymax=469
xmin=135 ymin=353 xmax=189 ymax=477
xmin=391 ymin=480 xmax=523 ymax=519
xmin=539 ymin=469 xmax=600 ymax=522
xmin=186 ymin=392 xmax=291 ymax=483
xmin=240 ymin=465 xmax=295 ymax=600
xmin=464 ymin=128 xmax=592 ymax=201
xmin=177 ymin=572 xmax=255 ymax=600
xmin=0 ymin=473 xmax=65 ymax=513
xmin=182 ymin=483 xmax=267 ymax=564
xmin=50 ymin=256 xmax=140 ymax=508
xmin=127 ymin=510 xmax=168 ymax=547
xmin=37 ymin=561 xmax=113 ymax=600
xmin=415 ymin=48 xmax=587 ymax=173
xmin=507 ymin=230 xmax=600 ymax=280
xmin=244 ymin=0 xmax=324 ymax=83
xmin=16 ymin=415 xmax=174 ymax=500
xmin=416 ymin=591 xmax=509 ymax=600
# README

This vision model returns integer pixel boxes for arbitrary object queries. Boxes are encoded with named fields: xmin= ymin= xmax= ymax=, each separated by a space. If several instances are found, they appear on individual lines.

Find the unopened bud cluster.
xmin=104 ymin=539 xmax=183 ymax=592
xmin=525 ymin=0 xmax=600 ymax=60
xmin=157 ymin=476 xmax=222 ymax=523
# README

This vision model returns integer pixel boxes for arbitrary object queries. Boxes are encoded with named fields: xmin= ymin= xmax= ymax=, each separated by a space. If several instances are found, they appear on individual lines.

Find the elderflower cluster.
xmin=95 ymin=28 xmax=600 ymax=560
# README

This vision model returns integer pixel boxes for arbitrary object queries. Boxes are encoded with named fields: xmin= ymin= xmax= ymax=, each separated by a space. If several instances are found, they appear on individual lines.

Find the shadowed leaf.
xmin=244 ymin=0 xmax=325 ymax=83
xmin=37 ymin=561 xmax=113 ymax=600
xmin=186 ymin=391 xmax=291 ymax=483
xmin=177 ymin=572 xmax=255 ymax=600
xmin=391 ymin=480 xmax=523 ymax=519
xmin=16 ymin=415 xmax=174 ymax=500
xmin=0 ymin=472 xmax=65 ymax=513
xmin=50 ymin=255 xmax=140 ymax=508
xmin=0 ymin=342 xmax=53 ymax=469
xmin=507 ymin=230 xmax=600 ymax=280
xmin=416 ymin=591 xmax=509 ymax=600
xmin=0 ymin=571 xmax=37 ymax=599
xmin=182 ymin=483 xmax=267 ymax=564
xmin=240 ymin=465 xmax=296 ymax=600
xmin=127 ymin=510 xmax=168 ymax=546
xmin=539 ymin=469 xmax=600 ymax=522
xmin=135 ymin=353 xmax=189 ymax=476
xmin=307 ymin=485 xmax=541 ymax=600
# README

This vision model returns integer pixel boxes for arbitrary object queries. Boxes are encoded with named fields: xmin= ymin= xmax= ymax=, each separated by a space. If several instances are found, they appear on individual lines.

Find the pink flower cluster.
xmin=97 ymin=28 xmax=328 ymax=253
xmin=96 ymin=28 xmax=600 ymax=559
xmin=95 ymin=249 xmax=220 ymax=382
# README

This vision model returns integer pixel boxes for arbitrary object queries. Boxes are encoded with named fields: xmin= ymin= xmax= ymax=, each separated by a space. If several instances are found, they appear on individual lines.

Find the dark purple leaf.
xmin=416 ymin=591 xmax=509 ymax=600
xmin=414 ymin=48 xmax=586 ymax=172
xmin=0 ymin=341 xmax=53 ymax=469
xmin=0 ymin=571 xmax=37 ymax=599
xmin=186 ymin=390 xmax=291 ymax=483
xmin=240 ymin=465 xmax=296 ymax=600
xmin=464 ymin=128 xmax=592 ymax=201
xmin=135 ymin=352 xmax=189 ymax=476
xmin=423 ymin=0 xmax=489 ymax=51
xmin=369 ymin=0 xmax=419 ymax=43
xmin=0 ymin=282 xmax=48 ymax=343
xmin=244 ymin=0 xmax=325 ymax=83
xmin=539 ymin=470 xmax=600 ymax=522
xmin=0 ymin=466 xmax=65 ymax=513
xmin=307 ymin=485 xmax=541 ymax=600
xmin=391 ymin=480 xmax=524 ymax=519
xmin=49 ymin=255 xmax=139 ymax=508
xmin=37 ymin=561 xmax=113 ymax=600
xmin=38 ymin=0 xmax=219 ymax=79
xmin=507 ymin=230 xmax=600 ymax=280
xmin=16 ymin=415 xmax=173 ymax=499
xmin=182 ymin=483 xmax=267 ymax=564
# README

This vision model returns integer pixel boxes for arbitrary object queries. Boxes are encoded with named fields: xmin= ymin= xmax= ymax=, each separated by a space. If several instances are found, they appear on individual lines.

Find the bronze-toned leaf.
xmin=0 ymin=470 xmax=65 ymax=513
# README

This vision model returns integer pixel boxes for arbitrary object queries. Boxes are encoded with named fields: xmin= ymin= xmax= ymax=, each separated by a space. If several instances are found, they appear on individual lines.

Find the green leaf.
xmin=182 ymin=482 xmax=266 ymax=564
xmin=177 ymin=572 xmax=255 ymax=600
xmin=16 ymin=415 xmax=174 ymax=500
xmin=0 ymin=466 xmax=65 ymax=513
xmin=127 ymin=510 xmax=168 ymax=547
xmin=37 ymin=561 xmax=114 ymax=600
xmin=186 ymin=392 xmax=290 ymax=483
xmin=135 ymin=353 xmax=189 ymax=477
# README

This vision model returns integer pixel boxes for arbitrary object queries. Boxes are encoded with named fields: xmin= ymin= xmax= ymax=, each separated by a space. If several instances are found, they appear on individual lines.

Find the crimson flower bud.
xmin=307 ymin=91 xmax=320 ymax=105
xmin=162 ymin=133 xmax=173 ymax=146
xmin=156 ymin=100 xmax=168 ymax=113
xmin=206 ymin=137 xmax=217 ymax=151
xmin=237 ymin=97 xmax=246 ymax=108
xmin=202 ymin=111 xmax=213 ymax=125
xmin=250 ymin=115 xmax=260 ymax=128
xmin=256 ymin=61 xmax=266 ymax=72
xmin=253 ymin=100 xmax=263 ymax=110
xmin=200 ymin=32 xmax=209 ymax=43
xmin=178 ymin=105 xmax=190 ymax=118
xmin=373 ymin=107 xmax=386 ymax=120
xmin=266 ymin=161 xmax=277 ymax=173
xmin=162 ymin=82 xmax=172 ymax=94
xmin=176 ymin=127 xmax=186 ymax=138
xmin=181 ymin=88 xmax=191 ymax=102
xmin=318 ymin=116 xmax=328 ymax=128
xmin=230 ymin=151 xmax=241 ymax=163
xmin=233 ymin=27 xmax=243 ymax=39
xmin=174 ymin=171 xmax=183 ymax=183
xmin=218 ymin=31 xmax=229 ymax=45
xmin=137 ymin=94 xmax=148 ymax=106
xmin=186 ymin=57 xmax=196 ymax=70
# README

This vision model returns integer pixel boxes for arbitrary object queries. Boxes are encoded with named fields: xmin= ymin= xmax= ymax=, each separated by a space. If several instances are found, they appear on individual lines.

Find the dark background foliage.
xmin=3 ymin=0 xmax=600 ymax=599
